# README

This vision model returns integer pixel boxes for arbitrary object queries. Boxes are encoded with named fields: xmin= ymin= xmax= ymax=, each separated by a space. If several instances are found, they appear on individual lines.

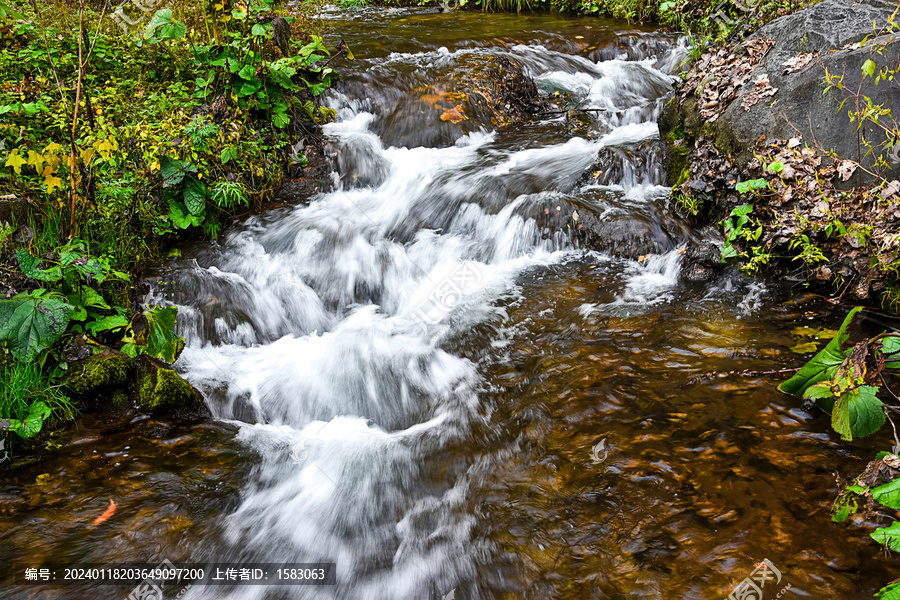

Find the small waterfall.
xmin=154 ymin=19 xmax=689 ymax=600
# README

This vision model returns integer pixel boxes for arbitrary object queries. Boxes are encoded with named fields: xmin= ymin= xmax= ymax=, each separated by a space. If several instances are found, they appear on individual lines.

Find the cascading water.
xmin=158 ymin=15 xmax=688 ymax=599
xmin=7 ymin=9 xmax=897 ymax=600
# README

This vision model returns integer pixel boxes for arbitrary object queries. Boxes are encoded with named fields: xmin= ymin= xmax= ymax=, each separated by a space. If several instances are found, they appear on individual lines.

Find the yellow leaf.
xmin=4 ymin=150 xmax=26 ymax=174
xmin=43 ymin=142 xmax=62 ymax=155
xmin=97 ymin=139 xmax=115 ymax=159
xmin=790 ymin=341 xmax=819 ymax=354
xmin=41 ymin=164 xmax=55 ymax=178
xmin=81 ymin=147 xmax=96 ymax=164
xmin=43 ymin=173 xmax=64 ymax=195
xmin=26 ymin=150 xmax=45 ymax=173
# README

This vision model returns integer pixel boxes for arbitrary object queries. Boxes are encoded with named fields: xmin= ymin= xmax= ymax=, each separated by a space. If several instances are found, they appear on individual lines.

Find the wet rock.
xmin=11 ymin=224 xmax=33 ymax=244
xmin=279 ymin=142 xmax=335 ymax=200
xmin=663 ymin=0 xmax=900 ymax=186
xmin=62 ymin=347 xmax=207 ymax=418
xmin=61 ymin=335 xmax=96 ymax=362
xmin=581 ymin=144 xmax=666 ymax=188
xmin=136 ymin=356 xmax=207 ymax=418
xmin=63 ymin=349 xmax=133 ymax=401
xmin=682 ymin=240 xmax=723 ymax=283
xmin=532 ymin=195 xmax=680 ymax=260
xmin=376 ymin=54 xmax=552 ymax=148
xmin=0 ymin=194 xmax=28 ymax=224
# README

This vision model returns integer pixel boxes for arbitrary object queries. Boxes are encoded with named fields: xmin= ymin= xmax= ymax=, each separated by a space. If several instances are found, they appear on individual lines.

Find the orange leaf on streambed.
xmin=440 ymin=105 xmax=467 ymax=124
xmin=93 ymin=499 xmax=117 ymax=525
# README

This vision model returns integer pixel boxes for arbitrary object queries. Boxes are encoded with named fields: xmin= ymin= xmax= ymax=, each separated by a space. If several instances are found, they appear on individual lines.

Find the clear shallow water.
xmin=2 ymin=8 xmax=898 ymax=600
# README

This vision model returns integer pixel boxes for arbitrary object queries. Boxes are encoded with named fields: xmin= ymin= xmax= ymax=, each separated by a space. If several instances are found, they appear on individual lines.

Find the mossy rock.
xmin=63 ymin=350 xmax=134 ymax=398
xmin=667 ymin=143 xmax=690 ymax=187
xmin=136 ymin=356 xmax=207 ymax=417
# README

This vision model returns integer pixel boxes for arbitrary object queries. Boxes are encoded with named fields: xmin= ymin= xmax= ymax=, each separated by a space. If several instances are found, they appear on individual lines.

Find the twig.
xmin=684 ymin=366 xmax=801 ymax=386
xmin=879 ymin=371 xmax=900 ymax=403
xmin=885 ymin=407 xmax=900 ymax=449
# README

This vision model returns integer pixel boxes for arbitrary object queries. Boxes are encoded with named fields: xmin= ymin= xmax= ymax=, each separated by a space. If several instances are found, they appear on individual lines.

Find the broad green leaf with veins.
xmin=872 ymin=478 xmax=900 ymax=510
xmin=779 ymin=307 xmax=862 ymax=397
xmin=830 ymin=385 xmax=884 ymax=441
xmin=871 ymin=521 xmax=900 ymax=551
xmin=876 ymin=582 xmax=900 ymax=600
xmin=0 ymin=296 xmax=73 ymax=362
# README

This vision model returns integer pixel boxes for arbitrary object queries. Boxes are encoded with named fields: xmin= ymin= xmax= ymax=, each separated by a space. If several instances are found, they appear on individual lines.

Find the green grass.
xmin=0 ymin=358 xmax=77 ymax=437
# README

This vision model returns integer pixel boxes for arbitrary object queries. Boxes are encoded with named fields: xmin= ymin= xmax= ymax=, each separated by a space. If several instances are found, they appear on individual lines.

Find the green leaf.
xmin=121 ymin=342 xmax=140 ymax=358
xmin=720 ymin=244 xmax=739 ymax=261
xmin=871 ymin=521 xmax=900 ymax=551
xmin=0 ymin=1 xmax=27 ymax=19
xmin=182 ymin=175 xmax=207 ymax=216
xmin=766 ymin=161 xmax=784 ymax=173
xmin=238 ymin=80 xmax=262 ymax=97
xmin=802 ymin=381 xmax=834 ymax=401
xmin=251 ymin=23 xmax=269 ymax=36
xmin=882 ymin=335 xmax=900 ymax=369
xmin=74 ymin=258 xmax=106 ymax=284
xmin=16 ymin=249 xmax=62 ymax=282
xmin=237 ymin=63 xmax=258 ymax=81
xmin=160 ymin=156 xmax=197 ymax=185
xmin=10 ymin=401 xmax=51 ymax=438
xmin=831 ymin=501 xmax=856 ymax=522
xmin=220 ymin=147 xmax=235 ymax=163
xmin=85 ymin=314 xmax=129 ymax=335
xmin=145 ymin=305 xmax=183 ymax=364
xmin=862 ymin=58 xmax=877 ymax=78
xmin=0 ymin=297 xmax=73 ymax=362
xmin=875 ymin=582 xmax=900 ymax=600
xmin=74 ymin=288 xmax=102 ymax=313
xmin=272 ymin=112 xmax=290 ymax=128
xmin=145 ymin=9 xmax=187 ymax=41
xmin=872 ymin=478 xmax=900 ymax=510
xmin=779 ymin=307 xmax=863 ymax=397
xmin=831 ymin=385 xmax=884 ymax=441
xmin=167 ymin=200 xmax=203 ymax=229
xmin=735 ymin=179 xmax=767 ymax=193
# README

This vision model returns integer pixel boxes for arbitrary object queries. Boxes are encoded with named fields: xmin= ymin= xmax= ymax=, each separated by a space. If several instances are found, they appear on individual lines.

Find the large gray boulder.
xmin=668 ymin=0 xmax=900 ymax=185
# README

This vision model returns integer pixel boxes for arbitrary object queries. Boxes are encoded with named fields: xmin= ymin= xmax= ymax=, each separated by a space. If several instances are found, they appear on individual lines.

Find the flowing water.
xmin=2 ymin=7 xmax=900 ymax=600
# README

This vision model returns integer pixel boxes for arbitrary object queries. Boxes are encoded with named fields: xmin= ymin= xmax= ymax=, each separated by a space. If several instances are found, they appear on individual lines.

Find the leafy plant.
xmin=779 ymin=307 xmax=899 ymax=441
xmin=735 ymin=178 xmax=768 ymax=194
xmin=830 ymin=449 xmax=900 ymax=599
xmin=720 ymin=204 xmax=762 ymax=261
xmin=0 ymin=359 xmax=76 ymax=441
xmin=122 ymin=305 xmax=184 ymax=364
xmin=0 ymin=292 xmax=73 ymax=363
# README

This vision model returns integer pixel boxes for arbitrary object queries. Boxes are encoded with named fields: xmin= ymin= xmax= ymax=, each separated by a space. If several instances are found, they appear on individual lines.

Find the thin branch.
xmin=684 ymin=366 xmax=801 ymax=386
xmin=37 ymin=17 xmax=69 ymax=112
xmin=884 ymin=407 xmax=900 ymax=449
xmin=879 ymin=370 xmax=900 ymax=403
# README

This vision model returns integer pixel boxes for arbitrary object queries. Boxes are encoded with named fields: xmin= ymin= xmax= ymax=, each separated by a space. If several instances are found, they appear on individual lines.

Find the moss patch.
xmin=62 ymin=352 xmax=133 ymax=397
xmin=137 ymin=358 xmax=201 ymax=413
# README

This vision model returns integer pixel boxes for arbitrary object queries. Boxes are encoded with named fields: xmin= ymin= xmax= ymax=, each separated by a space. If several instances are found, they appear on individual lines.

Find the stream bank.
xmin=661 ymin=0 xmax=900 ymax=310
